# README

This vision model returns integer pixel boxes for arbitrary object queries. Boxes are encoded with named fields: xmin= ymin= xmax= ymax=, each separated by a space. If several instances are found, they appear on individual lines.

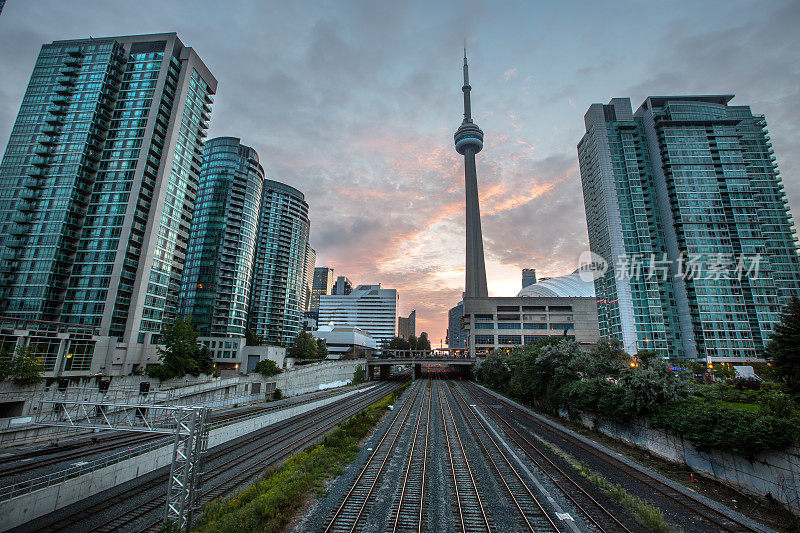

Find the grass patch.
xmin=717 ymin=400 xmax=760 ymax=413
xmin=194 ymin=383 xmax=410 ymax=533
xmin=535 ymin=435 xmax=676 ymax=533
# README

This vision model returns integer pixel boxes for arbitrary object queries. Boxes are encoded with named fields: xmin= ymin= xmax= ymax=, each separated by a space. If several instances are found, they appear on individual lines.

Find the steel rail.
xmin=467 ymin=382 xmax=762 ymax=533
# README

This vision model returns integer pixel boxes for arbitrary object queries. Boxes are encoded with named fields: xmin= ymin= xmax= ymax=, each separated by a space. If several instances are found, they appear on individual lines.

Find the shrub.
xmin=651 ymin=398 xmax=796 ymax=456
xmin=254 ymin=359 xmax=281 ymax=377
xmin=352 ymin=365 xmax=365 ymax=385
xmin=273 ymin=388 xmax=282 ymax=400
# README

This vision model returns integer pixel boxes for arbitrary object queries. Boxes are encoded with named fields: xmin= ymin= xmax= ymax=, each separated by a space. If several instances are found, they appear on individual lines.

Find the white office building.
xmin=318 ymin=284 xmax=397 ymax=349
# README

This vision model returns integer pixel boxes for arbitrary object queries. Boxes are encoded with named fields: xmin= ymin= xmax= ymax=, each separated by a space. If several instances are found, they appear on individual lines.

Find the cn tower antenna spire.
xmin=462 ymin=46 xmax=472 ymax=122
xmin=454 ymin=47 xmax=488 ymax=298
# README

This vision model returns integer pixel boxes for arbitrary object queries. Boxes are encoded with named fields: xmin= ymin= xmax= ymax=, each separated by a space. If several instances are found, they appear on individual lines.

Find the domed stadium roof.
xmin=516 ymin=269 xmax=595 ymax=298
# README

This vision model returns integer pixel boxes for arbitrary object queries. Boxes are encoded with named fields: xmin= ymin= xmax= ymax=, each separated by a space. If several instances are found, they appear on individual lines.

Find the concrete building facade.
xmin=462 ymin=296 xmax=600 ymax=356
xmin=311 ymin=323 xmax=377 ymax=359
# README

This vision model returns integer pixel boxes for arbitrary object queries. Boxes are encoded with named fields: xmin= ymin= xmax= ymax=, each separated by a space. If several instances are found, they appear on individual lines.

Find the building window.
xmin=551 ymin=323 xmax=574 ymax=330
xmin=497 ymin=335 xmax=522 ymax=345
xmin=523 ymin=323 xmax=547 ymax=329
xmin=475 ymin=335 xmax=495 ymax=345
xmin=474 ymin=323 xmax=494 ymax=329
xmin=549 ymin=306 xmax=573 ymax=312
xmin=474 ymin=314 xmax=493 ymax=321
xmin=497 ymin=314 xmax=520 ymax=321
xmin=497 ymin=323 xmax=521 ymax=329
xmin=497 ymin=305 xmax=519 ymax=312
xmin=524 ymin=335 xmax=548 ymax=344
xmin=522 ymin=306 xmax=546 ymax=311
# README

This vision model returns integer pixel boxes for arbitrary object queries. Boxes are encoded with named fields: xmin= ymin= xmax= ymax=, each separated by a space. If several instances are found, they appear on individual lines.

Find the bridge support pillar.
xmin=368 ymin=364 xmax=376 ymax=381
xmin=414 ymin=363 xmax=421 ymax=380
xmin=379 ymin=365 xmax=390 ymax=380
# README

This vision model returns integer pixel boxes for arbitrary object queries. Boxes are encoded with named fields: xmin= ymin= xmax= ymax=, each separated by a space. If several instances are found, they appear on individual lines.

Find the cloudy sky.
xmin=1 ymin=0 xmax=798 ymax=344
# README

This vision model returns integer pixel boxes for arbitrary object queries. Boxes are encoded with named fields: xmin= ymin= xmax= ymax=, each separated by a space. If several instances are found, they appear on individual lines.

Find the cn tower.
xmin=454 ymin=49 xmax=489 ymax=298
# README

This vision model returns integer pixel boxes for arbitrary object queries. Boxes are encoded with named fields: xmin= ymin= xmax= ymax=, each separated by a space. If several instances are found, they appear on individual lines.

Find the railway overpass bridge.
xmin=366 ymin=349 xmax=475 ymax=380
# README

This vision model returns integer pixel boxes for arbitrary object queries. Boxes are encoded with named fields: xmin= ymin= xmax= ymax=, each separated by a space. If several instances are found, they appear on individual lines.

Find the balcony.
xmin=60 ymin=66 xmax=79 ymax=77
xmin=25 ymin=161 xmax=46 ymax=177
xmin=5 ymin=237 xmax=24 ymax=249
xmin=37 ymin=134 xmax=57 ymax=146
xmin=30 ymin=156 xmax=51 ymax=168
xmin=11 ymin=212 xmax=33 ymax=225
xmin=64 ymin=57 xmax=81 ymax=67
xmin=56 ymin=76 xmax=76 ymax=87
xmin=24 ymin=177 xmax=46 ymax=189
xmin=41 ymin=125 xmax=61 ymax=136
xmin=20 ymin=189 xmax=42 ymax=201
xmin=34 ymin=146 xmax=53 ymax=158
xmin=67 ymin=49 xmax=85 ymax=58
xmin=9 ymin=224 xmax=28 ymax=236
xmin=47 ymin=105 xmax=68 ymax=116
xmin=54 ymin=85 xmax=74 ymax=96
xmin=18 ymin=200 xmax=36 ymax=212
xmin=44 ymin=115 xmax=64 ymax=126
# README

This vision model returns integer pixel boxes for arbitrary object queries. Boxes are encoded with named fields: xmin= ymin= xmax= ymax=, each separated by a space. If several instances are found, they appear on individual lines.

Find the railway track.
xmin=0 ymin=385 xmax=364 ymax=481
xmin=446 ymin=382 xmax=560 ymax=532
xmin=390 ymin=380 xmax=432 ymax=533
xmin=466 ymin=382 xmax=765 ymax=533
xmin=437 ymin=380 xmax=490 ymax=533
xmin=23 ymin=379 xmax=407 ymax=533
xmin=460 ymin=382 xmax=632 ymax=533
xmin=322 ymin=380 xmax=424 ymax=533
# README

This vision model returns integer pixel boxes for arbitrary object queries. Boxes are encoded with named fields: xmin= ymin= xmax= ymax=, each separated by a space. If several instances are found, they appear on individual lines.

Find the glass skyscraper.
xmin=248 ymin=179 xmax=310 ymax=346
xmin=310 ymin=266 xmax=334 ymax=312
xmin=179 ymin=137 xmax=263 ymax=336
xmin=578 ymin=96 xmax=800 ymax=360
xmin=0 ymin=33 xmax=216 ymax=365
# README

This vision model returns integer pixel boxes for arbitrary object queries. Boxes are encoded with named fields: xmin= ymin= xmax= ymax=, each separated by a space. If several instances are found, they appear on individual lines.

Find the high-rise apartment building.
xmin=248 ymin=179 xmax=310 ymax=346
xmin=397 ymin=310 xmax=416 ymax=339
xmin=0 ymin=34 xmax=216 ymax=358
xmin=310 ymin=266 xmax=334 ymax=312
xmin=446 ymin=299 xmax=466 ymax=350
xmin=318 ymin=284 xmax=397 ymax=348
xmin=302 ymin=245 xmax=316 ymax=312
xmin=179 ymin=137 xmax=263 ymax=336
xmin=522 ymin=269 xmax=537 ymax=289
xmin=332 ymin=275 xmax=353 ymax=295
xmin=578 ymin=96 xmax=800 ymax=360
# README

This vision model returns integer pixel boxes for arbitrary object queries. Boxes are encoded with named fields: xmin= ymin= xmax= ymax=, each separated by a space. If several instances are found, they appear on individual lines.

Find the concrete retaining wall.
xmin=562 ymin=410 xmax=800 ymax=515
xmin=0 ymin=384 xmax=376 ymax=531
xmin=273 ymin=359 xmax=365 ymax=397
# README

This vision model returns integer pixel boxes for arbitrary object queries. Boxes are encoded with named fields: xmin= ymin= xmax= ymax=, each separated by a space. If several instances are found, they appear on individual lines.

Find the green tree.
xmin=407 ymin=335 xmax=418 ymax=350
xmin=474 ymin=351 xmax=512 ymax=392
xmin=245 ymin=329 xmax=264 ymax=346
xmin=9 ymin=345 xmax=44 ymax=386
xmin=316 ymin=338 xmax=329 ymax=359
xmin=288 ymin=331 xmax=318 ymax=360
xmin=417 ymin=332 xmax=431 ymax=351
xmin=148 ymin=317 xmax=201 ymax=380
xmin=620 ymin=356 xmax=691 ymax=414
xmin=197 ymin=345 xmax=214 ymax=375
xmin=254 ymin=359 xmax=281 ymax=377
xmin=767 ymin=294 xmax=800 ymax=391
xmin=388 ymin=336 xmax=410 ymax=350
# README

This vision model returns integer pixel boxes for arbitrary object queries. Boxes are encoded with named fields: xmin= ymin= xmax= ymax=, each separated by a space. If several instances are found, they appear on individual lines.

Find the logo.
xmin=577 ymin=251 xmax=608 ymax=282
